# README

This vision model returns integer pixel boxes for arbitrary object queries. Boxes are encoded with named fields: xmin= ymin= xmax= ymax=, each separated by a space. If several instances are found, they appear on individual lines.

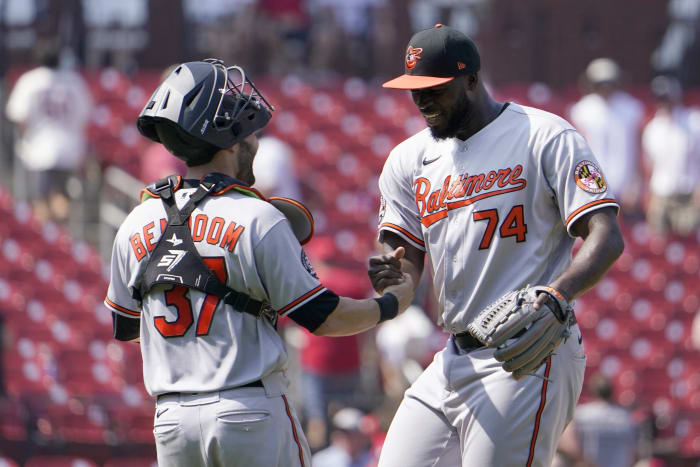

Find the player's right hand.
xmin=368 ymin=247 xmax=405 ymax=294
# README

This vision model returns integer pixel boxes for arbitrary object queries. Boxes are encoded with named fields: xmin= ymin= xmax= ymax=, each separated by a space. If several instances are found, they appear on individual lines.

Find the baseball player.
xmin=368 ymin=25 xmax=625 ymax=467
xmin=104 ymin=59 xmax=413 ymax=467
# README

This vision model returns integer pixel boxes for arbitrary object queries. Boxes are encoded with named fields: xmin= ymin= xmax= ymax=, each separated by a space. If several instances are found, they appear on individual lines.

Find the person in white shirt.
xmin=557 ymin=375 xmax=639 ymax=467
xmin=312 ymin=407 xmax=374 ymax=467
xmin=570 ymin=58 xmax=644 ymax=215
xmin=252 ymin=134 xmax=303 ymax=200
xmin=642 ymin=75 xmax=700 ymax=235
xmin=5 ymin=44 xmax=92 ymax=223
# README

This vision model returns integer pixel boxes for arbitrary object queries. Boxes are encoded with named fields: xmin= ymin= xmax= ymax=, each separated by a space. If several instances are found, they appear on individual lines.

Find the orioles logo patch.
xmin=301 ymin=250 xmax=318 ymax=279
xmin=574 ymin=160 xmax=607 ymax=193
xmin=406 ymin=46 xmax=423 ymax=70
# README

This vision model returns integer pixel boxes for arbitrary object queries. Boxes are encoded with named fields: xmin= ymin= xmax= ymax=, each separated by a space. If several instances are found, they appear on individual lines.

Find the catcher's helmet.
xmin=137 ymin=59 xmax=274 ymax=166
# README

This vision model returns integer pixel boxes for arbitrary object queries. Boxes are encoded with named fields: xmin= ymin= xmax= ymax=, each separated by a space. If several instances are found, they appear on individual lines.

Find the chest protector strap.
xmin=142 ymin=176 xmax=266 ymax=317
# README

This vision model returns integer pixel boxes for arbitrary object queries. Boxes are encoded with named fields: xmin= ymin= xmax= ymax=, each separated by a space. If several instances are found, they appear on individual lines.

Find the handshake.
xmin=367 ymin=246 xmax=416 ymax=322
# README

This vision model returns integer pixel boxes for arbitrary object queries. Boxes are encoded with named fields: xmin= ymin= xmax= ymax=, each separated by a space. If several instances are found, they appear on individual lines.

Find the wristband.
xmin=375 ymin=293 xmax=399 ymax=324
xmin=535 ymin=286 xmax=569 ymax=323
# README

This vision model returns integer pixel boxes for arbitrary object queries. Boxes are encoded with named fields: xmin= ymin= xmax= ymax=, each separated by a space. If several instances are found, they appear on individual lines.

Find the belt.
xmin=453 ymin=332 xmax=483 ymax=350
xmin=453 ymin=328 xmax=527 ymax=351
xmin=157 ymin=380 xmax=263 ymax=402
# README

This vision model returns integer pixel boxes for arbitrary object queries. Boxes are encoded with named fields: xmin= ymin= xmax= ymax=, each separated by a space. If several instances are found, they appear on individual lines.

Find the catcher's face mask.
xmin=209 ymin=59 xmax=274 ymax=142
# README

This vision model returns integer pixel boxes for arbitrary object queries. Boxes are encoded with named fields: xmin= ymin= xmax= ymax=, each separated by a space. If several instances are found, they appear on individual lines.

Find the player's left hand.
xmin=368 ymin=247 xmax=405 ymax=294
xmin=531 ymin=292 xmax=549 ymax=312
xmin=467 ymin=285 xmax=575 ymax=379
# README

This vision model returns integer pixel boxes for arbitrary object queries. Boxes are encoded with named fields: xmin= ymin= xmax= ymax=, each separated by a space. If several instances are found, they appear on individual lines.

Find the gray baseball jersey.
xmin=105 ymin=182 xmax=325 ymax=396
xmin=378 ymin=103 xmax=619 ymax=334
xmin=376 ymin=102 xmax=616 ymax=467
xmin=105 ymin=176 xmax=330 ymax=467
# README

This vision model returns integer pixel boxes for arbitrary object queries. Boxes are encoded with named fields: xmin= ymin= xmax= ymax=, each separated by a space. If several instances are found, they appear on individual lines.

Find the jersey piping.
xmin=379 ymin=222 xmax=426 ymax=250
xmin=526 ymin=357 xmax=552 ymax=466
xmin=278 ymin=284 xmax=326 ymax=316
xmin=565 ymin=198 xmax=619 ymax=232
xmin=105 ymin=297 xmax=140 ymax=317
xmin=282 ymin=394 xmax=307 ymax=466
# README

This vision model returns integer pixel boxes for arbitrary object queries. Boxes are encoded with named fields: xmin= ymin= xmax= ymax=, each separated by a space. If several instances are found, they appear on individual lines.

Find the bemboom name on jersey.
xmin=129 ymin=215 xmax=245 ymax=261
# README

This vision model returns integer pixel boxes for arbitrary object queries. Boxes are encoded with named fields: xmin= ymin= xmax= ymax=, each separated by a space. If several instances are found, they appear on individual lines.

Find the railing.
xmin=99 ymin=165 xmax=143 ymax=260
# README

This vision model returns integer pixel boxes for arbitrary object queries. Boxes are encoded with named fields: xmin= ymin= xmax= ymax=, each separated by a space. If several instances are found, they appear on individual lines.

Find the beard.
xmin=236 ymin=139 xmax=257 ymax=186
xmin=429 ymin=93 xmax=470 ymax=140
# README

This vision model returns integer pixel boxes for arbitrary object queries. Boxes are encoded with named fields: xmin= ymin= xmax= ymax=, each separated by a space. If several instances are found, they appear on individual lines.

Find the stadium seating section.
xmin=1 ymin=68 xmax=700 ymax=464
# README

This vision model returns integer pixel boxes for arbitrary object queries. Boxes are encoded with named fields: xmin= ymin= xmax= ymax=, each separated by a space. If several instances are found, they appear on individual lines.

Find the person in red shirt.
xmin=300 ymin=237 xmax=372 ymax=450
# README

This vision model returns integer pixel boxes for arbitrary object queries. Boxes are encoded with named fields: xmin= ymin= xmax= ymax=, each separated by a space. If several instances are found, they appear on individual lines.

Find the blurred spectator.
xmin=691 ymin=310 xmax=700 ymax=351
xmin=183 ymin=0 xmax=255 ymax=23
xmin=369 ymin=0 xmax=409 ymax=79
xmin=299 ymin=327 xmax=363 ymax=451
xmin=641 ymin=75 xmax=700 ymax=236
xmin=307 ymin=0 xmax=388 ymax=76
xmin=312 ymin=406 xmax=376 ymax=467
xmin=309 ymin=0 xmax=385 ymax=39
xmin=306 ymin=3 xmax=347 ymax=76
xmin=570 ymin=58 xmax=644 ymax=214
xmin=257 ymin=0 xmax=310 ymax=76
xmin=298 ymin=236 xmax=370 ymax=450
xmin=5 ymin=43 xmax=92 ymax=224
xmin=408 ymin=0 xmax=485 ymax=37
xmin=375 ymin=304 xmax=445 ymax=400
xmin=252 ymin=134 xmax=302 ymax=200
xmin=298 ymin=281 xmax=366 ymax=450
xmin=556 ymin=375 xmax=638 ymax=467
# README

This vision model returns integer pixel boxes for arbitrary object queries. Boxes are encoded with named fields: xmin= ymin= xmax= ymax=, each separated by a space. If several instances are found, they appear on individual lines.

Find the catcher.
xmin=368 ymin=25 xmax=624 ymax=467
xmin=105 ymin=59 xmax=414 ymax=467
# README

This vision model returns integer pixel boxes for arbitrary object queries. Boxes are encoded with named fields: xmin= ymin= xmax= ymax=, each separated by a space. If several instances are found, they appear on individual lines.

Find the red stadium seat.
xmin=3 ymin=73 xmax=700 ymax=461
xmin=629 ymin=296 xmax=670 ymax=332
xmin=24 ymin=456 xmax=98 ymax=467
xmin=41 ymin=403 xmax=110 ymax=444
xmin=0 ymin=398 xmax=28 ymax=442
xmin=678 ymin=418 xmax=700 ymax=457
xmin=108 ymin=406 xmax=156 ymax=445
xmin=628 ymin=332 xmax=675 ymax=369
xmin=0 ymin=456 xmax=20 ymax=467
xmin=103 ymin=457 xmax=157 ymax=467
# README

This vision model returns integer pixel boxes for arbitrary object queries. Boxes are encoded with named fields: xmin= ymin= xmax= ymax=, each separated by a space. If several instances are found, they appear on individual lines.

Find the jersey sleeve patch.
xmin=278 ymin=284 xmax=326 ymax=316
xmin=573 ymin=160 xmax=607 ymax=194
xmin=105 ymin=297 xmax=141 ymax=317
xmin=379 ymin=222 xmax=426 ymax=250
xmin=301 ymin=250 xmax=318 ymax=279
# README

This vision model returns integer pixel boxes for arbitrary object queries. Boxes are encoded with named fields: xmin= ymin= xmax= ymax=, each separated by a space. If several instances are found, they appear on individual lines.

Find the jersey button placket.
xmin=443 ymin=206 xmax=462 ymax=325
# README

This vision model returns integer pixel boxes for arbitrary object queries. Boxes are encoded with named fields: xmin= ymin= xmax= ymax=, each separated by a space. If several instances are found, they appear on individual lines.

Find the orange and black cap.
xmin=383 ymin=24 xmax=481 ymax=90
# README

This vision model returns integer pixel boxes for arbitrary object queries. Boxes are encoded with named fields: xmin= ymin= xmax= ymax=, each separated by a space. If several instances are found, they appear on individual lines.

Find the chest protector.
xmin=141 ymin=173 xmax=268 ymax=317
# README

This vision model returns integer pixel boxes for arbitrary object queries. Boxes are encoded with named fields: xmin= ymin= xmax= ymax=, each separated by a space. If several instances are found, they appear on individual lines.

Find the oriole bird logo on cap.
xmin=406 ymin=46 xmax=423 ymax=70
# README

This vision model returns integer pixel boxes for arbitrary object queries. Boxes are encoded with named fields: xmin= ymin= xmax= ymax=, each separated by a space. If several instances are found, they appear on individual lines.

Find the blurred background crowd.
xmin=0 ymin=0 xmax=700 ymax=466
